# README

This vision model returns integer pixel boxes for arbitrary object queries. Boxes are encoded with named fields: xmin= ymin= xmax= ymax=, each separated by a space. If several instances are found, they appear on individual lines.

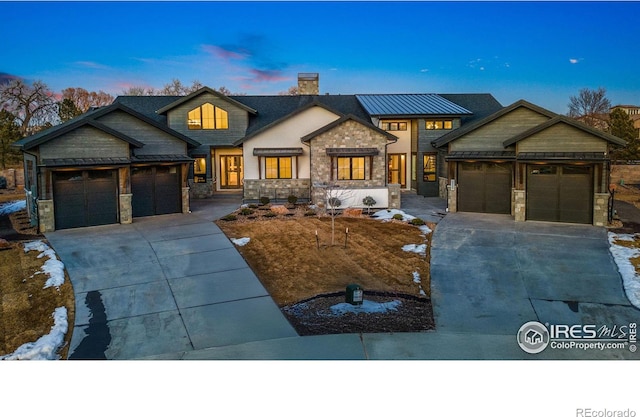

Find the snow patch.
xmin=372 ymin=209 xmax=415 ymax=222
xmin=329 ymin=300 xmax=402 ymax=315
xmin=0 ymin=307 xmax=68 ymax=360
xmin=418 ymin=225 xmax=432 ymax=235
xmin=412 ymin=271 xmax=421 ymax=284
xmin=23 ymin=240 xmax=65 ymax=289
xmin=231 ymin=237 xmax=251 ymax=246
xmin=0 ymin=200 xmax=26 ymax=216
xmin=402 ymin=243 xmax=427 ymax=255
xmin=608 ymin=232 xmax=640 ymax=309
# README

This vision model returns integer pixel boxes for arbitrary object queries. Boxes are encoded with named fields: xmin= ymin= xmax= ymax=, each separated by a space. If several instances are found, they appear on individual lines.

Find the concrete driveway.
xmin=45 ymin=200 xmax=297 ymax=359
xmin=430 ymin=212 xmax=640 ymax=338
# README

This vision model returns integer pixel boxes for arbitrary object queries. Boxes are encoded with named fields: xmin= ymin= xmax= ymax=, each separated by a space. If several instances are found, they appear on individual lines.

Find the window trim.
xmin=425 ymin=120 xmax=453 ymax=130
xmin=188 ymin=103 xmax=228 ymax=130
xmin=381 ymin=121 xmax=407 ymax=131
xmin=333 ymin=156 xmax=367 ymax=181
xmin=264 ymin=156 xmax=293 ymax=179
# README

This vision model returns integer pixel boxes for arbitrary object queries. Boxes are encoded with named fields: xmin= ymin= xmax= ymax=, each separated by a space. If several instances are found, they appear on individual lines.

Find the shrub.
xmin=263 ymin=211 xmax=277 ymax=218
xmin=410 ymin=217 xmax=426 ymax=226
xmin=248 ymin=204 xmax=258 ymax=209
xmin=221 ymin=214 xmax=237 ymax=221
xmin=304 ymin=210 xmax=316 ymax=217
xmin=287 ymin=194 xmax=298 ymax=205
xmin=392 ymin=213 xmax=404 ymax=221
xmin=328 ymin=197 xmax=341 ymax=208
xmin=260 ymin=196 xmax=270 ymax=205
xmin=239 ymin=208 xmax=254 ymax=216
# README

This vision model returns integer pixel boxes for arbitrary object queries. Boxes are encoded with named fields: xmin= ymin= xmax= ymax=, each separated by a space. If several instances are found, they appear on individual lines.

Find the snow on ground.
xmin=23 ymin=240 xmax=65 ymax=289
xmin=0 ymin=199 xmax=26 ymax=216
xmin=231 ymin=237 xmax=251 ymax=246
xmin=0 ymin=307 xmax=68 ymax=360
xmin=402 ymin=243 xmax=427 ymax=255
xmin=418 ymin=225 xmax=432 ymax=235
xmin=372 ymin=209 xmax=416 ymax=222
xmin=330 ymin=300 xmax=402 ymax=315
xmin=608 ymin=232 xmax=640 ymax=309
xmin=413 ymin=271 xmax=427 ymax=296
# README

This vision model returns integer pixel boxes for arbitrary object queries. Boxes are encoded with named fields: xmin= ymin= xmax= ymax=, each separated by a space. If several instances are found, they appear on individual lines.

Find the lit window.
xmin=188 ymin=103 xmax=228 ymax=130
xmin=381 ymin=121 xmax=407 ymax=131
xmin=265 ymin=157 xmax=292 ymax=179
xmin=423 ymin=154 xmax=437 ymax=182
xmin=425 ymin=120 xmax=453 ymax=130
xmin=336 ymin=157 xmax=365 ymax=180
xmin=194 ymin=157 xmax=206 ymax=175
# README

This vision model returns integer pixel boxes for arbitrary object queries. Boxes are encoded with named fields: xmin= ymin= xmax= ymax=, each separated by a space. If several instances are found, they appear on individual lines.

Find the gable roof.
xmin=356 ymin=94 xmax=473 ymax=117
xmin=438 ymin=93 xmax=503 ymax=124
xmin=156 ymin=87 xmax=258 ymax=115
xmin=232 ymin=99 xmax=345 ymax=146
xmin=300 ymin=114 xmax=397 ymax=143
xmin=503 ymin=115 xmax=627 ymax=147
xmin=432 ymin=99 xmax=557 ymax=148
xmin=114 ymin=95 xmax=177 ymax=123
xmin=14 ymin=102 xmax=201 ymax=151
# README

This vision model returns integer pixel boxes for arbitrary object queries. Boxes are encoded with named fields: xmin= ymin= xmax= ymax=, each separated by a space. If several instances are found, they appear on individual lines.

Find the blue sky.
xmin=1 ymin=1 xmax=639 ymax=113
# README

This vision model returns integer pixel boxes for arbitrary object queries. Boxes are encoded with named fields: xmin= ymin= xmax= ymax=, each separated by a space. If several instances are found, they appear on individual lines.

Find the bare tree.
xmin=278 ymin=85 xmax=298 ymax=96
xmin=61 ymin=87 xmax=114 ymax=113
xmin=568 ymin=87 xmax=611 ymax=130
xmin=121 ymin=86 xmax=157 ymax=96
xmin=317 ymin=183 xmax=353 ymax=246
xmin=0 ymin=79 xmax=58 ymax=136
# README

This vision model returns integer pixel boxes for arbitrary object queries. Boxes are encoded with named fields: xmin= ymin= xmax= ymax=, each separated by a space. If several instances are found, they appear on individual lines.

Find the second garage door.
xmin=526 ymin=164 xmax=593 ymax=224
xmin=131 ymin=165 xmax=181 ymax=217
xmin=457 ymin=162 xmax=512 ymax=214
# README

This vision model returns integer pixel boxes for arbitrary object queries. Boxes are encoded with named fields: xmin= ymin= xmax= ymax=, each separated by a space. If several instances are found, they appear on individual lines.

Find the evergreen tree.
xmin=0 ymin=110 xmax=23 ymax=169
xmin=610 ymin=108 xmax=640 ymax=161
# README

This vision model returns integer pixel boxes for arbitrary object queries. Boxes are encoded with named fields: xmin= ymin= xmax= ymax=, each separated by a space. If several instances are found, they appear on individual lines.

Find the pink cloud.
xmin=248 ymin=69 xmax=289 ymax=83
xmin=202 ymin=44 xmax=248 ymax=61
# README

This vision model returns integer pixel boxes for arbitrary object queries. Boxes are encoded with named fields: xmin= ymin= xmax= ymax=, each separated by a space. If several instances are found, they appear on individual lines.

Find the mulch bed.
xmin=282 ymin=291 xmax=435 ymax=336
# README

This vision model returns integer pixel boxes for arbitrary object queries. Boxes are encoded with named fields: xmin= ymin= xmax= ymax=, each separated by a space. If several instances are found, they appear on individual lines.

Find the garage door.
xmin=53 ymin=170 xmax=118 ymax=230
xmin=131 ymin=165 xmax=181 ymax=217
xmin=527 ymin=165 xmax=593 ymax=224
xmin=458 ymin=162 xmax=512 ymax=214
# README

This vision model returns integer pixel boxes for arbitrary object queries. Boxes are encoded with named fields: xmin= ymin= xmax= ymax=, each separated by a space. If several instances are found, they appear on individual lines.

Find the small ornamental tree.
xmin=362 ymin=196 xmax=376 ymax=214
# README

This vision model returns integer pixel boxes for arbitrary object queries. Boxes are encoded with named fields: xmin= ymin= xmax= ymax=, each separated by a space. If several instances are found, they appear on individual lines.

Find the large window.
xmin=388 ymin=154 xmax=406 ymax=187
xmin=423 ymin=154 xmax=437 ymax=182
xmin=336 ymin=157 xmax=365 ymax=180
xmin=425 ymin=120 xmax=453 ymax=130
xmin=188 ymin=103 xmax=228 ymax=130
xmin=265 ymin=157 xmax=292 ymax=179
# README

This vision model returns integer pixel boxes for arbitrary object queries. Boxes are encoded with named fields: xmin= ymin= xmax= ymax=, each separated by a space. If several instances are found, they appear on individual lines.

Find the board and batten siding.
xmin=166 ymin=92 xmax=249 ymax=146
xmin=243 ymin=106 xmax=340 ymax=180
xmin=516 ymin=124 xmax=608 ymax=153
xmin=98 ymin=111 xmax=188 ymax=155
xmin=450 ymin=107 xmax=551 ymax=152
xmin=39 ymin=126 xmax=130 ymax=160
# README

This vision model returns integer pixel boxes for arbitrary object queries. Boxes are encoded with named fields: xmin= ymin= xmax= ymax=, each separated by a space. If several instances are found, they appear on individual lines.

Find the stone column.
xmin=37 ymin=199 xmax=55 ymax=233
xmin=119 ymin=193 xmax=132 ymax=224
xmin=182 ymin=187 xmax=190 ymax=213
xmin=513 ymin=190 xmax=526 ymax=222
xmin=388 ymin=183 xmax=401 ymax=209
xmin=593 ymin=192 xmax=609 ymax=227
xmin=447 ymin=184 xmax=457 ymax=212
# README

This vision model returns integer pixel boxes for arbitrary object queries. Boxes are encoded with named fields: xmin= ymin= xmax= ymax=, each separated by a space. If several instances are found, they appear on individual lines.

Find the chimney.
xmin=298 ymin=73 xmax=319 ymax=95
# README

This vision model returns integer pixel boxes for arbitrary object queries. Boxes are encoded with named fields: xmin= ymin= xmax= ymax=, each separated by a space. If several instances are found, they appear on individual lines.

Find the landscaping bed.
xmin=216 ymin=205 xmax=435 ymax=335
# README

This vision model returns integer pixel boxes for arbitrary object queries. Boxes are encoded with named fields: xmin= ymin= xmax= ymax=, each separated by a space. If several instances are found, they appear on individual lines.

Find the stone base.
xmin=119 ymin=194 xmax=132 ymax=224
xmin=447 ymin=185 xmax=457 ymax=212
xmin=388 ymin=183 xmax=401 ymax=209
xmin=513 ymin=189 xmax=526 ymax=222
xmin=244 ymin=178 xmax=311 ymax=202
xmin=182 ymin=187 xmax=190 ymax=213
xmin=189 ymin=179 xmax=214 ymax=199
xmin=37 ymin=199 xmax=55 ymax=233
xmin=593 ymin=192 xmax=609 ymax=227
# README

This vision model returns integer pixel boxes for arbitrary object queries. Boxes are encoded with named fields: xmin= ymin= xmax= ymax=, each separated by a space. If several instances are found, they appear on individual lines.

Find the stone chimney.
xmin=298 ymin=73 xmax=319 ymax=95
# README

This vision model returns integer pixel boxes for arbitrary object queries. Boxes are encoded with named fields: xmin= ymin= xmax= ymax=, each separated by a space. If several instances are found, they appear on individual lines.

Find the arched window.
xmin=188 ymin=103 xmax=228 ymax=130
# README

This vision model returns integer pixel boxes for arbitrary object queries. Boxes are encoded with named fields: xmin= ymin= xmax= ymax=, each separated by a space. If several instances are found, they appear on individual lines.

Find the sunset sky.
xmin=2 ymin=1 xmax=639 ymax=114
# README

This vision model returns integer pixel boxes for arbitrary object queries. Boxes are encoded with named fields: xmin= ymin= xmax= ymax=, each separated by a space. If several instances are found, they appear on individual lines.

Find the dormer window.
xmin=188 ymin=103 xmax=228 ymax=130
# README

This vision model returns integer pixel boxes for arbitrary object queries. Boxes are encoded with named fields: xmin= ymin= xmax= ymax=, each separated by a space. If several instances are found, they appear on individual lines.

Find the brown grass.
xmin=216 ymin=216 xmax=432 ymax=306
xmin=0 ymin=238 xmax=75 ymax=359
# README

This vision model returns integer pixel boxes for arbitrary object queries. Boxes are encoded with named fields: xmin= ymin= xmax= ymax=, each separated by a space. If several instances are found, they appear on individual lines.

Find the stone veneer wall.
xmin=119 ymin=194 xmax=132 ymax=224
xmin=182 ymin=187 xmax=190 ymax=213
xmin=388 ymin=183 xmax=401 ymax=209
xmin=37 ymin=200 xmax=54 ymax=233
xmin=189 ymin=179 xmax=214 ymax=198
xmin=309 ymin=120 xmax=388 ymax=205
xmin=244 ymin=179 xmax=311 ymax=202
xmin=513 ymin=189 xmax=526 ymax=222
xmin=438 ymin=177 xmax=448 ymax=199
xmin=447 ymin=184 xmax=457 ymax=212
xmin=593 ymin=192 xmax=609 ymax=227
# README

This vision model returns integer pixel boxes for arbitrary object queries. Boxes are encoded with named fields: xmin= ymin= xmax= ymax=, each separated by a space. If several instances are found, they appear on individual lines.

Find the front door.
xmin=220 ymin=155 xmax=243 ymax=189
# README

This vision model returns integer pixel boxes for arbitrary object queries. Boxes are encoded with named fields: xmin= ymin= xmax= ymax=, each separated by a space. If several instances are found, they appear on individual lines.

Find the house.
xmin=433 ymin=100 xmax=626 ymax=226
xmin=14 ymin=73 xmax=625 ymax=231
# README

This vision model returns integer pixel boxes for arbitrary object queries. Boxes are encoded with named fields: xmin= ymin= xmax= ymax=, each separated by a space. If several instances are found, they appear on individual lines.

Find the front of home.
xmin=14 ymin=73 xmax=626 ymax=231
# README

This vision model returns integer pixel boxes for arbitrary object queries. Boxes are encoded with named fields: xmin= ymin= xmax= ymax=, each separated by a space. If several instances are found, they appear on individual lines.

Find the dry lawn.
xmin=216 ymin=216 xmax=432 ymax=306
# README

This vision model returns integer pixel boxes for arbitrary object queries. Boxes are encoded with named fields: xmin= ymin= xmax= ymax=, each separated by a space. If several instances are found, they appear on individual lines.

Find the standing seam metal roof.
xmin=355 ymin=94 xmax=473 ymax=116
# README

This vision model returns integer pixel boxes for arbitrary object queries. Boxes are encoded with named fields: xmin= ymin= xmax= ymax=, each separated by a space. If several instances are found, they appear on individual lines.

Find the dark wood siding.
xmin=516 ymin=124 xmax=608 ymax=153
xmin=40 ymin=126 xmax=129 ymax=160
